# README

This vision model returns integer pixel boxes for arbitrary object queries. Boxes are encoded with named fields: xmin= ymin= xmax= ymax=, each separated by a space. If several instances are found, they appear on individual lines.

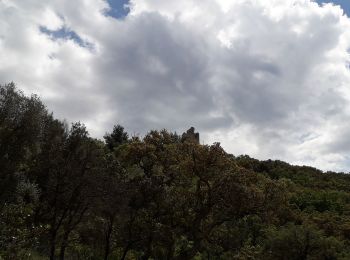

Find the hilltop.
xmin=2 ymin=83 xmax=350 ymax=259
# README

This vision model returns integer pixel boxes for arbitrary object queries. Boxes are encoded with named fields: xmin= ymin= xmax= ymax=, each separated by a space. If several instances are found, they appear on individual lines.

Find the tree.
xmin=263 ymin=223 xmax=344 ymax=260
xmin=0 ymin=83 xmax=47 ymax=204
xmin=3 ymin=84 xmax=350 ymax=259
xmin=33 ymin=122 xmax=105 ymax=260
xmin=104 ymin=125 xmax=129 ymax=151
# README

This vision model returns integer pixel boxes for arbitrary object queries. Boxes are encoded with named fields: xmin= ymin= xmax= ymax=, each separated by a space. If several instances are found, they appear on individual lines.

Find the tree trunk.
xmin=104 ymin=217 xmax=114 ymax=260
xmin=49 ymin=230 xmax=57 ymax=260
xmin=141 ymin=236 xmax=153 ymax=260
xmin=59 ymin=244 xmax=66 ymax=260
xmin=166 ymin=240 xmax=175 ymax=259
xmin=59 ymin=230 xmax=71 ymax=260
xmin=121 ymin=244 xmax=131 ymax=260
xmin=50 ymin=244 xmax=56 ymax=260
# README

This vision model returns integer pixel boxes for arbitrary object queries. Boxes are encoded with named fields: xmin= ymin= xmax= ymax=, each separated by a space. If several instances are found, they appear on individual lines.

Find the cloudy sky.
xmin=1 ymin=0 xmax=350 ymax=171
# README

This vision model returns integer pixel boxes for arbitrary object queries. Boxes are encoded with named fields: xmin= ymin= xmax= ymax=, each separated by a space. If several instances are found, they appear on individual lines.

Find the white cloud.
xmin=1 ymin=0 xmax=350 ymax=171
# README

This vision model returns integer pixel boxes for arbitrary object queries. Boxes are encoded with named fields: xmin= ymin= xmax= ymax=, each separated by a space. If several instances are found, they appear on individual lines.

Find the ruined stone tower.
xmin=181 ymin=127 xmax=199 ymax=144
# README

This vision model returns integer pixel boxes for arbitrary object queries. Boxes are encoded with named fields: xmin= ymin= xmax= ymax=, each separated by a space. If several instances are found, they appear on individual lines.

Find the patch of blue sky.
xmin=105 ymin=0 xmax=130 ymax=19
xmin=40 ymin=26 xmax=94 ymax=50
xmin=316 ymin=0 xmax=350 ymax=17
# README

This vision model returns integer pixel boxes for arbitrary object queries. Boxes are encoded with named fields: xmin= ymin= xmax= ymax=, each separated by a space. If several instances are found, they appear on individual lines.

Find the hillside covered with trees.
xmin=3 ymin=83 xmax=350 ymax=259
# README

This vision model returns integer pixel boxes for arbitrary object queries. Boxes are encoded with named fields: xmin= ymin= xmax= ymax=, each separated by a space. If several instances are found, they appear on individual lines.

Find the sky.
xmin=317 ymin=0 xmax=350 ymax=16
xmin=1 ymin=0 xmax=350 ymax=172
xmin=106 ymin=0 xmax=130 ymax=19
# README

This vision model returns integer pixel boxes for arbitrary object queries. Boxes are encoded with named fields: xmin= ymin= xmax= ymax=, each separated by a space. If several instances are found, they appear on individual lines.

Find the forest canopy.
xmin=2 ymin=83 xmax=350 ymax=259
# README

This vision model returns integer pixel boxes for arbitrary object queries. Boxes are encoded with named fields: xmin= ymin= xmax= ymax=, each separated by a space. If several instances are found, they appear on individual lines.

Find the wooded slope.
xmin=1 ymin=83 xmax=350 ymax=259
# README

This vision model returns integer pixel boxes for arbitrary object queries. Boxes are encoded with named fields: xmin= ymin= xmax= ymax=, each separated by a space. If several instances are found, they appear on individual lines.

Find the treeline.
xmin=2 ymin=83 xmax=350 ymax=259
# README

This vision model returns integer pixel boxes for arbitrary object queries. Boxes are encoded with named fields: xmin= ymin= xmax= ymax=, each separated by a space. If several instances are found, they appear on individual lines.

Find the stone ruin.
xmin=181 ymin=127 xmax=199 ymax=144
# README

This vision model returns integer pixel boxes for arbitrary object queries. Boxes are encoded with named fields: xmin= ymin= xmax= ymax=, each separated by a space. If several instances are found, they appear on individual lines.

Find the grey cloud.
xmin=1 ymin=0 xmax=350 ymax=171
xmin=93 ymin=13 xmax=233 ymax=133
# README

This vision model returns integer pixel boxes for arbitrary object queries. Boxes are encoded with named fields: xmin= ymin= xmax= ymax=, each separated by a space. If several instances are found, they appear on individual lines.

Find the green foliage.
xmin=262 ymin=223 xmax=346 ymax=260
xmin=3 ymin=84 xmax=350 ymax=259
xmin=104 ymin=124 xmax=129 ymax=151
